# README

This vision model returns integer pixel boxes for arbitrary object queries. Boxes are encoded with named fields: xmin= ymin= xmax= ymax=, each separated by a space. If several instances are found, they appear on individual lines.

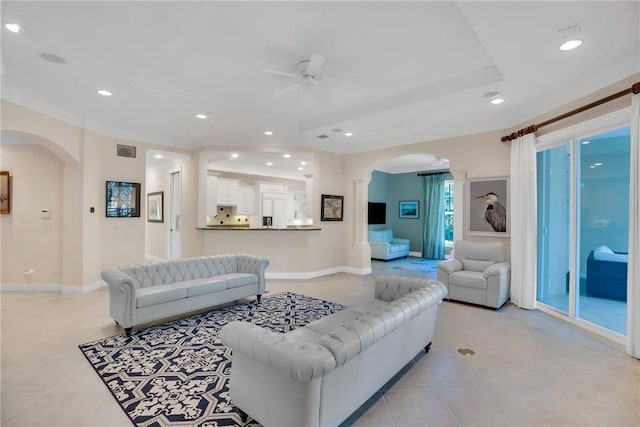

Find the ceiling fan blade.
xmin=263 ymin=68 xmax=298 ymax=78
xmin=305 ymin=54 xmax=325 ymax=75
xmin=273 ymin=83 xmax=300 ymax=96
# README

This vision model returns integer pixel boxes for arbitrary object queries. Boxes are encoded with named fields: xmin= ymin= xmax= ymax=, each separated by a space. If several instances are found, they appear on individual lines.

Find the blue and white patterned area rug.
xmin=79 ymin=292 xmax=347 ymax=427
xmin=392 ymin=258 xmax=440 ymax=273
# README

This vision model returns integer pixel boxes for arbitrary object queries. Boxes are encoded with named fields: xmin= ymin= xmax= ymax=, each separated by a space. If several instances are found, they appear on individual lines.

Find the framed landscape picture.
xmin=321 ymin=194 xmax=344 ymax=221
xmin=399 ymin=200 xmax=419 ymax=219
xmin=147 ymin=191 xmax=164 ymax=223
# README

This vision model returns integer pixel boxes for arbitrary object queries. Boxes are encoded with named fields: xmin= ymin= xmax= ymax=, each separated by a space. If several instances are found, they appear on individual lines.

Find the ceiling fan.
xmin=263 ymin=54 xmax=327 ymax=97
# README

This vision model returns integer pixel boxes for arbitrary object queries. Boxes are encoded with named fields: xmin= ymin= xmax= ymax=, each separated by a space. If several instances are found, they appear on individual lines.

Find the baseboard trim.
xmin=2 ymin=267 xmax=372 ymax=292
xmin=0 ymin=283 xmax=62 ymax=292
xmin=266 ymin=265 xmax=372 ymax=280
xmin=409 ymin=251 xmax=422 ymax=257
xmin=1 ymin=281 xmax=107 ymax=294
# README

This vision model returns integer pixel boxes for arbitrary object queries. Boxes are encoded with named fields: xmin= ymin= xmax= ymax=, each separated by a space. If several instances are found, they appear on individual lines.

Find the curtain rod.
xmin=501 ymin=82 xmax=640 ymax=142
xmin=417 ymin=170 xmax=449 ymax=176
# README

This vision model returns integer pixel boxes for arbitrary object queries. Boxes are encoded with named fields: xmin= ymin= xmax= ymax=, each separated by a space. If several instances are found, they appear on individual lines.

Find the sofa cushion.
xmin=136 ymin=285 xmax=187 ymax=308
xmin=217 ymin=273 xmax=258 ymax=289
xmin=389 ymin=244 xmax=407 ymax=253
xmin=305 ymin=308 xmax=366 ymax=335
xmin=449 ymin=270 xmax=487 ymax=289
xmin=460 ymin=258 xmax=495 ymax=272
xmin=368 ymin=229 xmax=393 ymax=244
xmin=184 ymin=278 xmax=228 ymax=297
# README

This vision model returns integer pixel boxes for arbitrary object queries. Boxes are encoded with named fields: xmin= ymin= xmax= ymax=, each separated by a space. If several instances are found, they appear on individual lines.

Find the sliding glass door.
xmin=577 ymin=129 xmax=630 ymax=335
xmin=537 ymin=126 xmax=630 ymax=337
xmin=536 ymin=144 xmax=571 ymax=313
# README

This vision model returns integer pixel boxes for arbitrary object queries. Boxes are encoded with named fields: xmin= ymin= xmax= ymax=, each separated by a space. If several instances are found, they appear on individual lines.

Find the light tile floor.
xmin=1 ymin=260 xmax=639 ymax=426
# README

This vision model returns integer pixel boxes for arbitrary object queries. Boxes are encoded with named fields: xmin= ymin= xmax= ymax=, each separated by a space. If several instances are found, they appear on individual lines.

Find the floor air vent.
xmin=116 ymin=144 xmax=137 ymax=158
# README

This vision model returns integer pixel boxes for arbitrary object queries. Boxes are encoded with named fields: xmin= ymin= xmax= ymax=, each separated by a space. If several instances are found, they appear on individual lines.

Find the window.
xmin=444 ymin=180 xmax=454 ymax=243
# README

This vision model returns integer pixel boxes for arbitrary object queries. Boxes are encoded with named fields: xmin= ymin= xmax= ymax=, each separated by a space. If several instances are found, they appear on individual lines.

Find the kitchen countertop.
xmin=198 ymin=226 xmax=321 ymax=231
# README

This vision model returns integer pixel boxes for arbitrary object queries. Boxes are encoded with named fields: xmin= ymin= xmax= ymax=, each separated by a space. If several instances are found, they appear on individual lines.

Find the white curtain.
xmin=510 ymin=133 xmax=537 ymax=309
xmin=627 ymin=93 xmax=640 ymax=359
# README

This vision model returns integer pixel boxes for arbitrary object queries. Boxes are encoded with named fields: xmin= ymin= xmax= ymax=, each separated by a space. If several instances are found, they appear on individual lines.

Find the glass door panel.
xmin=536 ymin=144 xmax=571 ymax=312
xmin=577 ymin=128 xmax=629 ymax=335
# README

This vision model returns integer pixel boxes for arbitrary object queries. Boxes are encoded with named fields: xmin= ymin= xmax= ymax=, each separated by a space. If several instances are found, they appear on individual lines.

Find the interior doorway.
xmin=169 ymin=169 xmax=182 ymax=260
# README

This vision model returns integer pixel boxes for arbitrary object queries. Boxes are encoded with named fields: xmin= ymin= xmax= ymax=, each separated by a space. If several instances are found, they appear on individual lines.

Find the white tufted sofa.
xmin=101 ymin=254 xmax=269 ymax=335
xmin=220 ymin=275 xmax=447 ymax=427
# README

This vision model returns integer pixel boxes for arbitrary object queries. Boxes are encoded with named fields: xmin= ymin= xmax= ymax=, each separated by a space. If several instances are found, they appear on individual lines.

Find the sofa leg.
xmin=424 ymin=342 xmax=432 ymax=353
xmin=124 ymin=327 xmax=133 ymax=337
xmin=256 ymin=294 xmax=262 ymax=302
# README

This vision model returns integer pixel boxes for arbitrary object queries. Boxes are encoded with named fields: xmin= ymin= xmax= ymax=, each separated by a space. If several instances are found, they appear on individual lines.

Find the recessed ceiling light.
xmin=283 ymin=153 xmax=291 ymax=158
xmin=5 ymin=23 xmax=20 ymax=33
xmin=97 ymin=89 xmax=112 ymax=97
xmin=196 ymin=114 xmax=207 ymax=119
xmin=581 ymin=140 xmax=591 ymax=145
xmin=298 ymin=167 xmax=304 ymax=171
xmin=300 ymin=161 xmax=307 ymax=166
xmin=589 ymin=165 xmax=596 ymax=169
xmin=266 ymin=162 xmax=273 ymax=166
xmin=154 ymin=154 xmax=163 ymax=159
xmin=560 ymin=39 xmax=583 ymax=51
xmin=231 ymin=153 xmax=239 ymax=158
xmin=490 ymin=98 xmax=505 ymax=105
xmin=344 ymin=132 xmax=353 ymax=136
xmin=593 ymin=162 xmax=603 ymax=166
xmin=264 ymin=131 xmax=273 ymax=136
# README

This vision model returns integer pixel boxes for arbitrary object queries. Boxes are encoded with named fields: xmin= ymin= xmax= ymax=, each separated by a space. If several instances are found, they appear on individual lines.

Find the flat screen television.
xmin=368 ymin=202 xmax=386 ymax=225
xmin=106 ymin=181 xmax=141 ymax=217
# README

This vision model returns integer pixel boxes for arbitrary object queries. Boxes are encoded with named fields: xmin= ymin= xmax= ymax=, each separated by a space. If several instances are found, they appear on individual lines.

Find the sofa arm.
xmin=235 ymin=254 xmax=270 ymax=294
xmin=391 ymin=238 xmax=410 ymax=245
xmin=437 ymin=259 xmax=462 ymax=273
xmin=101 ymin=268 xmax=139 ymax=328
xmin=220 ymin=321 xmax=336 ymax=383
xmin=484 ymin=262 xmax=510 ymax=279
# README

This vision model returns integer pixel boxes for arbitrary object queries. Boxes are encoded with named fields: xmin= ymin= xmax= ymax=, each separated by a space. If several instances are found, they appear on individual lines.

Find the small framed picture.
xmin=399 ymin=200 xmax=419 ymax=219
xmin=321 ymin=194 xmax=344 ymax=221
xmin=147 ymin=191 xmax=164 ymax=223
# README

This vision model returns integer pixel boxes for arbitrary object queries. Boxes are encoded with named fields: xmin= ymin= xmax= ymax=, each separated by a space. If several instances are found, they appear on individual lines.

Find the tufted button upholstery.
xmin=220 ymin=276 xmax=448 ymax=383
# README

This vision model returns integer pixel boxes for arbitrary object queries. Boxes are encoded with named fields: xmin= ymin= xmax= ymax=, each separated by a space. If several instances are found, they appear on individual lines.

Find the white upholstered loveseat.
xmin=101 ymin=254 xmax=269 ymax=335
xmin=368 ymin=229 xmax=410 ymax=260
xmin=220 ymin=275 xmax=447 ymax=427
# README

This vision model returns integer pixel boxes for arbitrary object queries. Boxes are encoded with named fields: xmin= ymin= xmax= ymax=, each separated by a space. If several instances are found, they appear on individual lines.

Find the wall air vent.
xmin=316 ymin=134 xmax=329 ymax=139
xmin=116 ymin=144 xmax=137 ymax=158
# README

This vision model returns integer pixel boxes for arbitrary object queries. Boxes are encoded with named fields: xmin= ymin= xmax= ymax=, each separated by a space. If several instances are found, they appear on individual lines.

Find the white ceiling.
xmin=1 ymin=1 xmax=638 ymax=161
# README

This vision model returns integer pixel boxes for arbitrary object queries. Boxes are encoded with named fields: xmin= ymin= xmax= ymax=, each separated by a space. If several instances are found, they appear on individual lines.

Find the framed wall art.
xmin=147 ymin=191 xmax=164 ymax=223
xmin=0 ymin=171 xmax=10 ymax=214
xmin=321 ymin=194 xmax=344 ymax=221
xmin=399 ymin=200 xmax=419 ymax=219
xmin=466 ymin=177 xmax=509 ymax=237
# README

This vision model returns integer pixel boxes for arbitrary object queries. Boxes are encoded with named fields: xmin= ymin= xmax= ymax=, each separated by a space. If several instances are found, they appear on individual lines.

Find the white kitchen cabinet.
xmin=236 ymin=185 xmax=255 ymax=214
xmin=217 ymin=179 xmax=239 ymax=205
xmin=206 ymin=175 xmax=218 ymax=217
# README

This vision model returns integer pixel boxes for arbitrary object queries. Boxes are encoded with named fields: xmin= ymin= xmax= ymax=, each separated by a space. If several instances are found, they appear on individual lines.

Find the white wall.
xmin=0 ymin=144 xmax=63 ymax=284
xmin=146 ymin=167 xmax=168 ymax=260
